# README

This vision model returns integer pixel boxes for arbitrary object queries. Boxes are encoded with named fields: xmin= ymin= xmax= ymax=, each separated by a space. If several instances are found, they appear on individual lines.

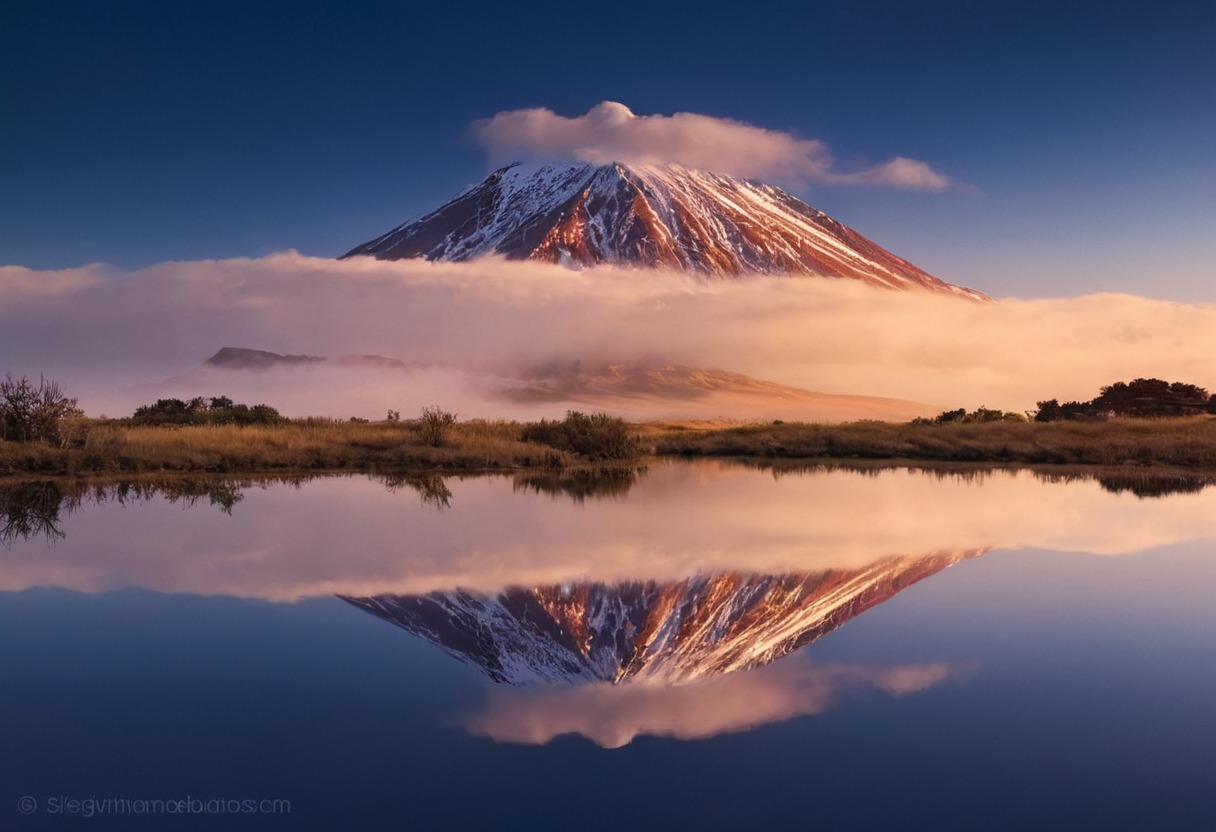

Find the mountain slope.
xmin=344 ymin=161 xmax=986 ymax=299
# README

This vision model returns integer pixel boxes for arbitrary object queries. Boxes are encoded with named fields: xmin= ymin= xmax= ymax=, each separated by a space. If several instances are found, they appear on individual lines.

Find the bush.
xmin=1034 ymin=399 xmax=1092 ymax=422
xmin=0 ymin=374 xmax=83 ymax=446
xmin=130 ymin=398 xmax=201 ymax=425
xmin=129 ymin=396 xmax=284 ymax=426
xmin=521 ymin=411 xmax=637 ymax=461
xmin=418 ymin=406 xmax=457 ymax=447
xmin=911 ymin=406 xmax=1026 ymax=426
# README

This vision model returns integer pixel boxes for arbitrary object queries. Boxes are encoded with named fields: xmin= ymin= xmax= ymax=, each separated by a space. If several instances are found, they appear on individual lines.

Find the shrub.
xmin=129 ymin=396 xmax=284 ymax=426
xmin=1034 ymin=378 xmax=1216 ymax=421
xmin=911 ymin=406 xmax=1026 ymax=426
xmin=0 ymin=374 xmax=83 ymax=446
xmin=1034 ymin=399 xmax=1092 ymax=422
xmin=521 ymin=411 xmax=637 ymax=461
xmin=418 ymin=406 xmax=457 ymax=447
xmin=241 ymin=404 xmax=285 ymax=425
xmin=130 ymin=398 xmax=200 ymax=425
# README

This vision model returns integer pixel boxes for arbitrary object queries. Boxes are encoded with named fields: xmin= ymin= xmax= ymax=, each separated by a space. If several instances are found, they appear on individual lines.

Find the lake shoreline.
xmin=3 ymin=416 xmax=1216 ymax=482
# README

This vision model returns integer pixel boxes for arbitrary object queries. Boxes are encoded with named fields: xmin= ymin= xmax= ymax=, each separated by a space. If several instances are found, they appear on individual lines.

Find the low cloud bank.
xmin=473 ymin=101 xmax=951 ymax=189
xmin=2 ymin=252 xmax=1216 ymax=421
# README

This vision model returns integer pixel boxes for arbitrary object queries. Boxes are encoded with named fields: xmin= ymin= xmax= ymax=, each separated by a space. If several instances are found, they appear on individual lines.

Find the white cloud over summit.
xmin=472 ymin=101 xmax=952 ymax=189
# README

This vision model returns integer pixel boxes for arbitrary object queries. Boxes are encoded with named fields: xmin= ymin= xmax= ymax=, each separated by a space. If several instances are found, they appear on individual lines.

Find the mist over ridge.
xmin=3 ymin=252 xmax=1216 ymax=421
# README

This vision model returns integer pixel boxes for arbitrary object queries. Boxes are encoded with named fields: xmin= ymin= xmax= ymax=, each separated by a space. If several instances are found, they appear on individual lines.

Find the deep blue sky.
xmin=3 ymin=0 xmax=1214 ymax=299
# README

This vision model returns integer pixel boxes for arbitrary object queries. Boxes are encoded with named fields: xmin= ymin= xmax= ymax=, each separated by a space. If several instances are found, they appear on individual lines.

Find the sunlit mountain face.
xmin=343 ymin=161 xmax=988 ymax=300
xmin=340 ymin=550 xmax=981 ymax=686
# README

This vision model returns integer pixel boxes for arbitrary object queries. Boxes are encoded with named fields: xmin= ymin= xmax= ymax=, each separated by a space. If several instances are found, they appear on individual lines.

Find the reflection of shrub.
xmin=521 ymin=411 xmax=637 ymax=461
xmin=512 ymin=468 xmax=639 ymax=501
xmin=381 ymin=471 xmax=453 ymax=509
xmin=0 ymin=374 xmax=83 ymax=446
xmin=418 ymin=406 xmax=457 ymax=447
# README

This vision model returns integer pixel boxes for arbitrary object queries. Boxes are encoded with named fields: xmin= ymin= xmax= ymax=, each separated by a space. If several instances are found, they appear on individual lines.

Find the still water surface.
xmin=2 ymin=461 xmax=1214 ymax=830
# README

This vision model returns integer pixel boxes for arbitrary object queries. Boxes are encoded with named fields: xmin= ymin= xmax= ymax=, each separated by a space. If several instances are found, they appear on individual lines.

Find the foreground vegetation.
xmin=7 ymin=412 xmax=1216 ymax=479
xmin=648 ymin=416 xmax=1216 ymax=468
xmin=5 ymin=374 xmax=1216 ymax=480
xmin=0 ymin=412 xmax=642 ymax=477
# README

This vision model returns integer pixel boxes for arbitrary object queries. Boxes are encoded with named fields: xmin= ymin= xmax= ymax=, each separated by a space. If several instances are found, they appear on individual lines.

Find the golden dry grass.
xmin=0 ymin=418 xmax=576 ymax=476
xmin=646 ymin=416 xmax=1216 ymax=468
xmin=6 ymin=415 xmax=1216 ymax=479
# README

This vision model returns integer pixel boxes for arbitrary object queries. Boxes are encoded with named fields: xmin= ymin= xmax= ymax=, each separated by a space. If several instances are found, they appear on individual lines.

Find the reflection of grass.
xmin=0 ymin=475 xmax=305 ymax=546
xmin=708 ymin=458 xmax=1216 ymax=499
xmin=649 ymin=417 xmax=1216 ymax=469
xmin=0 ymin=468 xmax=643 ymax=546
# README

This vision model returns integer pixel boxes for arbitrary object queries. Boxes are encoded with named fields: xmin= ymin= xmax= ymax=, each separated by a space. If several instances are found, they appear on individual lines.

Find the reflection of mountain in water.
xmin=340 ymin=550 xmax=982 ymax=685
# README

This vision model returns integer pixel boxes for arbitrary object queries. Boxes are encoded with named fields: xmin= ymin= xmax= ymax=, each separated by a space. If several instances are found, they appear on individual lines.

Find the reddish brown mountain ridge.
xmin=343 ymin=161 xmax=988 ymax=300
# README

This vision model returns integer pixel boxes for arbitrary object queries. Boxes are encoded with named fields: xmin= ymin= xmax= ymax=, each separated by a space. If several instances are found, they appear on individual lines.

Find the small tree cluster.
xmin=911 ymin=406 xmax=1026 ymax=426
xmin=129 ymin=396 xmax=284 ymax=426
xmin=1035 ymin=378 xmax=1216 ymax=421
xmin=521 ymin=411 xmax=637 ymax=461
xmin=0 ymin=374 xmax=83 ymax=446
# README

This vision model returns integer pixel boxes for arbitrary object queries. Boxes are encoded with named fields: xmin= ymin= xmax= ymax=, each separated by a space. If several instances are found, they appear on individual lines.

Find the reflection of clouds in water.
xmin=1 ymin=464 xmax=1215 ymax=600
xmin=6 ymin=254 xmax=1216 ymax=420
xmin=464 ymin=659 xmax=958 ymax=748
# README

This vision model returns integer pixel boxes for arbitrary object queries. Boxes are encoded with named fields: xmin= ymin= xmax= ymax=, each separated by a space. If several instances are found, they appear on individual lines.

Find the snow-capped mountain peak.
xmin=344 ymin=161 xmax=987 ymax=299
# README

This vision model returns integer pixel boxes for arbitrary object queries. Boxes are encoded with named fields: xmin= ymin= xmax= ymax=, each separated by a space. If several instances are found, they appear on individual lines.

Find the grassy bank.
xmin=646 ymin=416 xmax=1216 ymax=468
xmin=0 ymin=418 xmax=584 ymax=477
xmin=6 ymin=414 xmax=1216 ymax=479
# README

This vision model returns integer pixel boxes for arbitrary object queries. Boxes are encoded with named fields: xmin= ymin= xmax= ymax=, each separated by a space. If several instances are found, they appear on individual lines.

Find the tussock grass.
xmin=0 ymin=418 xmax=580 ymax=477
xmin=6 ymin=414 xmax=1216 ymax=480
xmin=648 ymin=417 xmax=1216 ymax=469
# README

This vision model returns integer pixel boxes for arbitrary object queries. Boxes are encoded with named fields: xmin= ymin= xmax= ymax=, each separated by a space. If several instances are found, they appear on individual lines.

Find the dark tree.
xmin=130 ymin=396 xmax=282 ymax=426
xmin=0 ymin=374 xmax=83 ymax=445
xmin=418 ymin=406 xmax=457 ymax=447
xmin=1035 ymin=378 xmax=1214 ymax=420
